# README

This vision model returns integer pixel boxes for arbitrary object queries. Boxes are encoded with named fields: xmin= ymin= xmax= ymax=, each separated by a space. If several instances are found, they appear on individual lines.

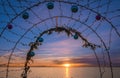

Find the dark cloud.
xmin=52 ymin=56 xmax=120 ymax=67
xmin=53 ymin=60 xmax=64 ymax=64
xmin=52 ymin=57 xmax=98 ymax=66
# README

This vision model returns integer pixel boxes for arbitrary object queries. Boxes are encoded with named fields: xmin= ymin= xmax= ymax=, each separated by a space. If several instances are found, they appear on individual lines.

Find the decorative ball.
xmin=47 ymin=2 xmax=54 ymax=9
xmin=96 ymin=14 xmax=101 ymax=20
xmin=22 ymin=12 xmax=29 ymax=19
xmin=7 ymin=24 xmax=13 ymax=29
xmin=38 ymin=37 xmax=44 ymax=42
xmin=74 ymin=34 xmax=78 ymax=39
xmin=71 ymin=5 xmax=78 ymax=13
xmin=28 ymin=51 xmax=35 ymax=57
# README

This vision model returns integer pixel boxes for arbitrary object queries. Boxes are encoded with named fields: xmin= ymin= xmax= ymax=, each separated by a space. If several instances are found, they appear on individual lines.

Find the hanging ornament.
xmin=73 ymin=33 xmax=78 ymax=39
xmin=47 ymin=2 xmax=54 ymax=10
xmin=7 ymin=24 xmax=13 ymax=29
xmin=22 ymin=12 xmax=29 ymax=19
xmin=28 ymin=51 xmax=35 ymax=57
xmin=71 ymin=5 xmax=78 ymax=13
xmin=38 ymin=37 xmax=44 ymax=42
xmin=96 ymin=14 xmax=101 ymax=20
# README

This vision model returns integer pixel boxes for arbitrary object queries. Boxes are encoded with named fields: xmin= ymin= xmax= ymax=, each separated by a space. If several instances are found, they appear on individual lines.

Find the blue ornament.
xmin=74 ymin=34 xmax=78 ymax=39
xmin=47 ymin=2 xmax=54 ymax=9
xmin=38 ymin=37 xmax=44 ymax=42
xmin=71 ymin=5 xmax=78 ymax=13
xmin=22 ymin=12 xmax=29 ymax=19
xmin=28 ymin=51 xmax=35 ymax=57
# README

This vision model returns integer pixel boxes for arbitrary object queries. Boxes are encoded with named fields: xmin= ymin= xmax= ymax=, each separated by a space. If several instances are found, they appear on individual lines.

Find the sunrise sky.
xmin=0 ymin=0 xmax=120 ymax=67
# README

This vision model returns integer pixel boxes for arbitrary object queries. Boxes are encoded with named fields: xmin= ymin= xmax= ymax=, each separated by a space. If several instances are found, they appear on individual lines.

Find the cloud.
xmin=35 ymin=38 xmax=83 ymax=57
xmin=0 ymin=51 xmax=26 ymax=64
xmin=51 ymin=55 xmax=96 ymax=64
xmin=51 ymin=54 xmax=120 ymax=66
xmin=0 ymin=38 xmax=119 ymax=67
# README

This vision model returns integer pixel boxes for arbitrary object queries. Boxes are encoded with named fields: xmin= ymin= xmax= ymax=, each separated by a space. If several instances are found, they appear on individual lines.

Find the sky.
xmin=0 ymin=0 xmax=120 ymax=67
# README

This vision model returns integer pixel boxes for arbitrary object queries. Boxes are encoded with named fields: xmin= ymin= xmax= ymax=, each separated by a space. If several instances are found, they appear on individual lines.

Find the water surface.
xmin=0 ymin=67 xmax=119 ymax=78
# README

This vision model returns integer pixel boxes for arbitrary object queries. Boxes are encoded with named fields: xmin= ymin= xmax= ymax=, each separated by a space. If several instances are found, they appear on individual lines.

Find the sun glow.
xmin=63 ymin=64 xmax=71 ymax=67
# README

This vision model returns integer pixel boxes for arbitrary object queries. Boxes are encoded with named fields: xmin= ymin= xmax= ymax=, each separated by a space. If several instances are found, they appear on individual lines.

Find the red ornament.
xmin=7 ymin=24 xmax=13 ymax=29
xmin=96 ymin=14 xmax=101 ymax=20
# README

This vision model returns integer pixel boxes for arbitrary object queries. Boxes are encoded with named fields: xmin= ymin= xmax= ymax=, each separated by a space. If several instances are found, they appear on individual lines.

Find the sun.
xmin=63 ymin=64 xmax=71 ymax=67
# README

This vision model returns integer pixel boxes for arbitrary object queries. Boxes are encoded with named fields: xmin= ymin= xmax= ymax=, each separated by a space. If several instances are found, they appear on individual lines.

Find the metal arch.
xmin=5 ymin=15 xmax=113 ymax=78
xmin=22 ymin=26 xmax=101 ymax=78
xmin=1 ymin=1 xmax=115 ymax=78
xmin=0 ymin=0 xmax=119 ymax=38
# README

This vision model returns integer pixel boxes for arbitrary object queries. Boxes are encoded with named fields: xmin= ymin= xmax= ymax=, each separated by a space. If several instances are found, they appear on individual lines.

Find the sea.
xmin=0 ymin=67 xmax=120 ymax=78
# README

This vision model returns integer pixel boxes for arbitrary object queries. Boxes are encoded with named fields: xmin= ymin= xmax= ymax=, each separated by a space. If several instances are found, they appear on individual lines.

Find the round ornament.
xmin=28 ymin=51 xmax=35 ymax=57
xmin=96 ymin=14 xmax=101 ymax=20
xmin=22 ymin=12 xmax=29 ymax=19
xmin=74 ymin=34 xmax=78 ymax=39
xmin=47 ymin=2 xmax=54 ymax=9
xmin=71 ymin=5 xmax=78 ymax=13
xmin=38 ymin=37 xmax=44 ymax=42
xmin=7 ymin=24 xmax=13 ymax=29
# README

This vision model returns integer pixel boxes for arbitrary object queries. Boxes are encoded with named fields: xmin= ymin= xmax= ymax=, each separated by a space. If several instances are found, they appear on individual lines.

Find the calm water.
xmin=0 ymin=67 xmax=120 ymax=78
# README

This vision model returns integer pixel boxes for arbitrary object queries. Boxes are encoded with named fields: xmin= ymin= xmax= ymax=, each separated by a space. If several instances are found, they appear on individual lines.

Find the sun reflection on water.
xmin=65 ymin=67 xmax=69 ymax=78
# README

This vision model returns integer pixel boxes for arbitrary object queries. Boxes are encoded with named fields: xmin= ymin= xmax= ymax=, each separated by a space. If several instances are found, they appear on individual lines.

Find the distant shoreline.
xmin=0 ymin=66 xmax=120 ymax=67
